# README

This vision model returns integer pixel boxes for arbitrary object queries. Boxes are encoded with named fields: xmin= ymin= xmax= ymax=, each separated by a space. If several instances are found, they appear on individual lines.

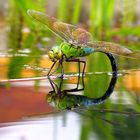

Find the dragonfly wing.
xmin=27 ymin=10 xmax=93 ymax=44
xmin=70 ymin=27 xmax=93 ymax=44
xmin=87 ymin=41 xmax=134 ymax=57
xmin=28 ymin=10 xmax=137 ymax=58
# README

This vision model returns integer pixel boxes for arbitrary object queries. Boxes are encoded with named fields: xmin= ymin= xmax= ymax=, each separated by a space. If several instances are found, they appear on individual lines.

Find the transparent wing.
xmin=28 ymin=10 xmax=140 ymax=59
xmin=27 ymin=10 xmax=93 ymax=45
xmin=86 ymin=41 xmax=140 ymax=59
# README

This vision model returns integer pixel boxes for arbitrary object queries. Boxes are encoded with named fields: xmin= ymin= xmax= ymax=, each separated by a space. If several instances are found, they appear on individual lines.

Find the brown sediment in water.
xmin=0 ymin=86 xmax=53 ymax=123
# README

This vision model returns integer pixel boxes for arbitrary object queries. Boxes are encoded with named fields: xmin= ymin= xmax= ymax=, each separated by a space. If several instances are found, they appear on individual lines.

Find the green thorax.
xmin=48 ymin=42 xmax=93 ymax=62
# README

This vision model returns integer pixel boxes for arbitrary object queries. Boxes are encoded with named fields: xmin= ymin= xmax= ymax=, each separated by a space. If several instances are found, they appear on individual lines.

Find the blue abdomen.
xmin=83 ymin=47 xmax=94 ymax=56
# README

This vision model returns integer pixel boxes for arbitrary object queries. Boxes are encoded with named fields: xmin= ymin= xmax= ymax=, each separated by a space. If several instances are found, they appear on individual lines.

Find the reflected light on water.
xmin=0 ymin=112 xmax=82 ymax=140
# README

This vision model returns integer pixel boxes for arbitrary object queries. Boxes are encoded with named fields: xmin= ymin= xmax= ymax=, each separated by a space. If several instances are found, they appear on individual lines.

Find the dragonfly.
xmin=27 ymin=9 xmax=134 ymax=80
xmin=46 ymin=51 xmax=118 ymax=109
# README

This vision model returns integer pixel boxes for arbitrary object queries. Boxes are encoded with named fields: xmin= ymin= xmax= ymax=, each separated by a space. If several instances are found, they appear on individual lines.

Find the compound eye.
xmin=48 ymin=51 xmax=54 ymax=59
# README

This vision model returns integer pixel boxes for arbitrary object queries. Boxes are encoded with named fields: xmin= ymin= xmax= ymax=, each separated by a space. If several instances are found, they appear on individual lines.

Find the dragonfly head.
xmin=48 ymin=46 xmax=62 ymax=62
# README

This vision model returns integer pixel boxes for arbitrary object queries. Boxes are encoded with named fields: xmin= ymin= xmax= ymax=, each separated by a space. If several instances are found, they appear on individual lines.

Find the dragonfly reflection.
xmin=45 ymin=59 xmax=119 ymax=126
xmin=47 ymin=68 xmax=117 ymax=110
xmin=46 ymin=52 xmax=118 ymax=110
xmin=45 ymin=60 xmax=140 ymax=126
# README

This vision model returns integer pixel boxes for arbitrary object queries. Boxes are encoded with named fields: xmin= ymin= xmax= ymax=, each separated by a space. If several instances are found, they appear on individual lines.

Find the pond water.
xmin=0 ymin=53 xmax=140 ymax=140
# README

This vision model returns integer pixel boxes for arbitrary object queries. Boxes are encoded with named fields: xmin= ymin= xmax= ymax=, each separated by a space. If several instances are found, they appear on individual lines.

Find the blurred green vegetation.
xmin=7 ymin=0 xmax=49 ymax=78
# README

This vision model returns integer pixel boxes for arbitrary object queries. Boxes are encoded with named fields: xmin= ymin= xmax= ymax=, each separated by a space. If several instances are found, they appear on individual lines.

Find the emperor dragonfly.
xmin=27 ymin=10 xmax=132 ymax=78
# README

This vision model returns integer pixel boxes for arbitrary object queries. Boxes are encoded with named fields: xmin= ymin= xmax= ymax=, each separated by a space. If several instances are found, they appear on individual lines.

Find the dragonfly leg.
xmin=47 ymin=61 xmax=56 ymax=76
xmin=80 ymin=60 xmax=86 ymax=88
xmin=58 ymin=75 xmax=64 ymax=96
xmin=57 ymin=56 xmax=64 ymax=78
xmin=54 ymin=58 xmax=64 ymax=96
xmin=61 ymin=60 xmax=64 ymax=78
xmin=48 ymin=76 xmax=59 ymax=93
xmin=74 ymin=59 xmax=81 ymax=88
xmin=66 ymin=59 xmax=80 ymax=89
xmin=66 ymin=59 xmax=86 ymax=90
xmin=48 ymin=73 xmax=64 ymax=97
xmin=47 ymin=58 xmax=64 ymax=77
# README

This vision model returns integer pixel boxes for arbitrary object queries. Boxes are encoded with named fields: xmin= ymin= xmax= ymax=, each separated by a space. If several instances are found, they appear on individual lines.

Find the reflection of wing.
xmin=86 ymin=41 xmax=134 ymax=57
xmin=27 ymin=10 xmax=93 ymax=45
